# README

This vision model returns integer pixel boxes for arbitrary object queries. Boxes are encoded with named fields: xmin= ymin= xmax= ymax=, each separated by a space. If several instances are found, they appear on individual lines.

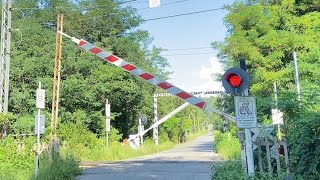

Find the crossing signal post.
xmin=221 ymin=64 xmax=255 ymax=175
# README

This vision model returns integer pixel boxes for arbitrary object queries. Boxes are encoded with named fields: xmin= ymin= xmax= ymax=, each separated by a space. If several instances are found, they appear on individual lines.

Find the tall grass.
xmin=60 ymin=130 xmax=209 ymax=162
xmin=35 ymin=154 xmax=82 ymax=180
xmin=213 ymin=130 xmax=241 ymax=160
xmin=0 ymin=136 xmax=35 ymax=180
xmin=61 ymin=138 xmax=175 ymax=161
xmin=0 ymin=136 xmax=82 ymax=180
xmin=0 ymin=128 xmax=206 ymax=180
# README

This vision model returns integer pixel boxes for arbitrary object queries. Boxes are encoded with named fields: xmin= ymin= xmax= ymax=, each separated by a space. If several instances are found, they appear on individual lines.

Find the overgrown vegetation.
xmin=213 ymin=0 xmax=320 ymax=178
xmin=0 ymin=135 xmax=35 ymax=180
xmin=211 ymin=160 xmax=302 ymax=180
xmin=36 ymin=155 xmax=82 ymax=180
xmin=213 ymin=130 xmax=241 ymax=160
xmin=211 ymin=161 xmax=245 ymax=180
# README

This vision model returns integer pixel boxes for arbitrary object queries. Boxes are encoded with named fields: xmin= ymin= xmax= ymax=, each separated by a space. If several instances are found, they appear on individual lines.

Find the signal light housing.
xmin=222 ymin=68 xmax=249 ymax=95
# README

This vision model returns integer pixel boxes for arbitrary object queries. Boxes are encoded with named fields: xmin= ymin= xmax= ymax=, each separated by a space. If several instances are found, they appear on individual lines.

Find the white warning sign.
xmin=272 ymin=109 xmax=284 ymax=124
xmin=234 ymin=96 xmax=257 ymax=128
xmin=149 ymin=0 xmax=161 ymax=8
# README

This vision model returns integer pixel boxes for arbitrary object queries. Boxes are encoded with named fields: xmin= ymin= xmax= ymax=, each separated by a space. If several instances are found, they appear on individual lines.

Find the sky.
xmin=128 ymin=0 xmax=235 ymax=92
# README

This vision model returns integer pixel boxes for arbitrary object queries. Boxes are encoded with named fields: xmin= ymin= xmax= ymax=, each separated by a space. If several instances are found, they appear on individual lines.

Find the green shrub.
xmin=211 ymin=161 xmax=245 ymax=180
xmin=285 ymin=112 xmax=320 ymax=179
xmin=0 ymin=136 xmax=35 ymax=179
xmin=211 ymin=161 xmax=300 ymax=180
xmin=11 ymin=115 xmax=34 ymax=134
xmin=162 ymin=117 xmax=192 ymax=143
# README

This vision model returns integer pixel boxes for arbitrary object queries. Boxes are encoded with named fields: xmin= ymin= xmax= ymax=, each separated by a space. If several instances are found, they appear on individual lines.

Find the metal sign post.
xmin=35 ymin=82 xmax=45 ymax=178
xmin=105 ymin=99 xmax=111 ymax=148
xmin=239 ymin=59 xmax=256 ymax=176
xmin=235 ymin=95 xmax=257 ymax=175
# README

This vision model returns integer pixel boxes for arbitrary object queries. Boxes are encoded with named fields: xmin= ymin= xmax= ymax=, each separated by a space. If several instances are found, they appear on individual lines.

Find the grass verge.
xmin=213 ymin=130 xmax=241 ymax=160
xmin=36 ymin=154 xmax=82 ymax=180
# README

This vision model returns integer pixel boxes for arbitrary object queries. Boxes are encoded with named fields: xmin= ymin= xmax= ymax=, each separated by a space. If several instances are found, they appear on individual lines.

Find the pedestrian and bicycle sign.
xmin=234 ymin=96 xmax=257 ymax=128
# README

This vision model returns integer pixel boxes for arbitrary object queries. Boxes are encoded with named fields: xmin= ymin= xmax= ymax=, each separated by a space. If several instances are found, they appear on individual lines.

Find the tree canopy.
xmin=0 ymin=0 xmax=180 ymax=138
xmin=214 ymin=0 xmax=320 ymax=177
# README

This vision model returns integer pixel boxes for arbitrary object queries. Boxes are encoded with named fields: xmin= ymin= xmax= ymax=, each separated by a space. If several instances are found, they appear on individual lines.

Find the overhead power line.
xmin=161 ymin=52 xmax=214 ymax=56
xmin=145 ymin=7 xmax=225 ymax=21
xmin=162 ymin=47 xmax=212 ymax=51
xmin=13 ymin=0 xmax=190 ymax=11
xmin=119 ymin=0 xmax=147 ymax=4
xmin=137 ymin=0 xmax=192 ymax=10
xmin=65 ymin=6 xmax=225 ymax=27
xmin=65 ymin=0 xmax=195 ymax=23
xmin=12 ymin=1 xmax=144 ymax=10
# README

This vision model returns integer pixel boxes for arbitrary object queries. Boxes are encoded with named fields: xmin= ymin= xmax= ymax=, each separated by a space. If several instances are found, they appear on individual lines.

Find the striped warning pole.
xmin=60 ymin=32 xmax=206 ymax=109
xmin=221 ymin=93 xmax=227 ymax=132
xmin=153 ymin=95 xmax=158 ymax=145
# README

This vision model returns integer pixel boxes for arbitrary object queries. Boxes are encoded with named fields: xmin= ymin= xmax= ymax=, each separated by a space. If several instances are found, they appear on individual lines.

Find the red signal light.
xmin=222 ymin=68 xmax=249 ymax=95
xmin=226 ymin=74 xmax=242 ymax=87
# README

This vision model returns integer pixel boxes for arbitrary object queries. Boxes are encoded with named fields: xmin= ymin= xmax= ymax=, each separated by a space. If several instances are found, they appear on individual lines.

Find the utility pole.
xmin=49 ymin=14 xmax=63 ymax=158
xmin=0 ymin=0 xmax=12 ymax=114
xmin=0 ymin=0 xmax=12 ymax=137
xmin=51 ymin=14 xmax=63 ymax=136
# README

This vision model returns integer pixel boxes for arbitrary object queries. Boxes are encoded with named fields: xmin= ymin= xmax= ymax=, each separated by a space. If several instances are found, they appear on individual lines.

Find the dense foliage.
xmin=213 ymin=0 xmax=320 ymax=178
xmin=0 ymin=0 xmax=213 ymax=142
xmin=0 ymin=0 xmax=214 ymax=179
xmin=6 ymin=0 xmax=166 ymax=138
xmin=211 ymin=160 xmax=301 ymax=180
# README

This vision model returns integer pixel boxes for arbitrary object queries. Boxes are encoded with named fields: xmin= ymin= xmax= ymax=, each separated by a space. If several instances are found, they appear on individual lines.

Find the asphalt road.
xmin=76 ymin=133 xmax=221 ymax=180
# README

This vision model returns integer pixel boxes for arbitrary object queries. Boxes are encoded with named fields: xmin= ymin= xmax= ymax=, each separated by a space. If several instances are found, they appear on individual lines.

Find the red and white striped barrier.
xmin=63 ymin=33 xmax=206 ymax=109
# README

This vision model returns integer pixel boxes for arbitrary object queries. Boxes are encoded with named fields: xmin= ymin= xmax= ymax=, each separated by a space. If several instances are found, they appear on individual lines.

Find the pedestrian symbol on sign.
xmin=239 ymin=102 xmax=253 ymax=116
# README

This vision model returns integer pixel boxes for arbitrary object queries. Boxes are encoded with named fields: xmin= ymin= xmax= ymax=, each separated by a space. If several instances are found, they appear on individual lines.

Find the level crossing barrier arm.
xmin=58 ymin=32 xmax=236 ymax=139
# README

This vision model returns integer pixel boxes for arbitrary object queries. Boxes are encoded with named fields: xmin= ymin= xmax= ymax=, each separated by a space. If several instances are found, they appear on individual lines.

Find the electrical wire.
xmin=161 ymin=52 xmax=214 ymax=56
xmin=145 ymin=7 xmax=225 ymax=21
xmin=119 ymin=0 xmax=147 ymax=4
xmin=12 ymin=0 xmax=149 ymax=11
xmin=12 ymin=0 xmax=202 ymax=31
xmin=34 ymin=0 xmax=196 ymax=23
xmin=162 ymin=47 xmax=212 ymax=51
xmin=59 ymin=6 xmax=225 ymax=32
xmin=137 ymin=0 xmax=193 ymax=10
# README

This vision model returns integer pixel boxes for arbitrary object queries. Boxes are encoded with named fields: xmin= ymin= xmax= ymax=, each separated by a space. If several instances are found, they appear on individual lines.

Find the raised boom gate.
xmin=58 ymin=32 xmax=236 ymax=140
